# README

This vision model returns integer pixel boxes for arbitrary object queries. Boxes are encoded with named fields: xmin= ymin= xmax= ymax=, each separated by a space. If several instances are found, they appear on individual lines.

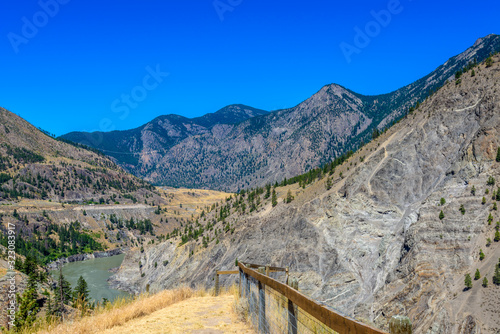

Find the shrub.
xmin=439 ymin=210 xmax=444 ymax=220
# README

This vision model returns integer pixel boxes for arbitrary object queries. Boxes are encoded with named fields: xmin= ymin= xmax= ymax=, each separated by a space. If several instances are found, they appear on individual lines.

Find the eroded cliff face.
xmin=112 ymin=55 xmax=500 ymax=333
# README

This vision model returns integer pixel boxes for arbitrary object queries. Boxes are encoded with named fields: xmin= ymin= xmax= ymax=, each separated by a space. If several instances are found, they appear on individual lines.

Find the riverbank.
xmin=46 ymin=248 xmax=125 ymax=270
xmin=49 ymin=253 xmax=130 ymax=303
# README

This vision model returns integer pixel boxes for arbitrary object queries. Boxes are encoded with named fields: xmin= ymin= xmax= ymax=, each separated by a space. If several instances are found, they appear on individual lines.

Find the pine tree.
xmin=73 ymin=276 xmax=90 ymax=304
xmin=493 ymin=260 xmax=500 ymax=285
xmin=482 ymin=197 xmax=487 ymax=205
xmin=497 ymin=147 xmax=500 ymax=162
xmin=264 ymin=184 xmax=271 ymax=199
xmin=440 ymin=198 xmax=446 ymax=206
xmin=475 ymin=269 xmax=481 ymax=280
xmin=464 ymin=273 xmax=473 ymax=290
xmin=439 ymin=210 xmax=444 ymax=220
xmin=271 ymin=189 xmax=277 ymax=207
xmin=55 ymin=267 xmax=72 ymax=316
xmin=14 ymin=275 xmax=39 ymax=330
xmin=479 ymin=249 xmax=485 ymax=261
xmin=325 ymin=177 xmax=333 ymax=191
xmin=285 ymin=190 xmax=294 ymax=204
xmin=483 ymin=277 xmax=488 ymax=287
xmin=495 ymin=230 xmax=500 ymax=242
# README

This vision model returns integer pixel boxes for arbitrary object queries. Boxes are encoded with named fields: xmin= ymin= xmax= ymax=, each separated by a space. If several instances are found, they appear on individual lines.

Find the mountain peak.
xmin=473 ymin=33 xmax=499 ymax=47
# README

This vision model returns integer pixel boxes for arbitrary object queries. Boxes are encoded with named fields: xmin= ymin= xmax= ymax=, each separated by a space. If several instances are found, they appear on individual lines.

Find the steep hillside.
xmin=111 ymin=53 xmax=500 ymax=333
xmin=63 ymin=35 xmax=500 ymax=192
xmin=0 ymin=107 xmax=163 ymax=204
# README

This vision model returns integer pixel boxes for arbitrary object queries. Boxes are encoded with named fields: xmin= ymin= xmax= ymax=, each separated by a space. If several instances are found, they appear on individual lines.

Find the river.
xmin=50 ymin=253 xmax=130 ymax=303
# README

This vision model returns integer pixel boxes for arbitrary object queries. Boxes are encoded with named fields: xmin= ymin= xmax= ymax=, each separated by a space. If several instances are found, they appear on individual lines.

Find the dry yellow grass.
xmin=32 ymin=287 xmax=202 ymax=334
xmin=102 ymin=294 xmax=254 ymax=334
xmin=14 ymin=286 xmax=253 ymax=334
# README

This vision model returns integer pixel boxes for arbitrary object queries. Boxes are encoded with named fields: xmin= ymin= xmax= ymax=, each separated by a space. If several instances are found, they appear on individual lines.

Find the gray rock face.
xmin=112 ymin=54 xmax=500 ymax=333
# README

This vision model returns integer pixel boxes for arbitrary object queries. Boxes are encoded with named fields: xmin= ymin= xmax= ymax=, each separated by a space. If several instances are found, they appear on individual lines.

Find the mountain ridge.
xmin=61 ymin=34 xmax=500 ymax=192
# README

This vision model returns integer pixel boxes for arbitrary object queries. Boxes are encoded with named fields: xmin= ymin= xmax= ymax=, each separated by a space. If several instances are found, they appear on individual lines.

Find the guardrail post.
xmin=389 ymin=315 xmax=412 ymax=334
xmin=215 ymin=272 xmax=220 ymax=296
xmin=257 ymin=267 xmax=266 ymax=333
xmin=287 ymin=277 xmax=298 ymax=334
xmin=265 ymin=265 xmax=270 ymax=276
xmin=239 ymin=267 xmax=243 ymax=297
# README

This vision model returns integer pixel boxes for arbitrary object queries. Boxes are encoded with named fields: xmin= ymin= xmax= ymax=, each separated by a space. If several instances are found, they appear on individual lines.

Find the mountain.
xmin=62 ymin=35 xmax=500 ymax=192
xmin=61 ymin=104 xmax=268 ymax=168
xmin=0 ymin=107 xmax=161 ymax=204
xmin=111 ymin=52 xmax=500 ymax=333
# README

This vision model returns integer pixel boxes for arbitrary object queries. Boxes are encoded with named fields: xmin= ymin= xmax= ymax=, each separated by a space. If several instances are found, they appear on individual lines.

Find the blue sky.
xmin=0 ymin=0 xmax=498 ymax=135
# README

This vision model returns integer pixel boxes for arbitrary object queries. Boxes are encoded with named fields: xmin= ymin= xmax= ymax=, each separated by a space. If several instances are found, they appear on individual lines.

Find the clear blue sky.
xmin=0 ymin=0 xmax=498 ymax=135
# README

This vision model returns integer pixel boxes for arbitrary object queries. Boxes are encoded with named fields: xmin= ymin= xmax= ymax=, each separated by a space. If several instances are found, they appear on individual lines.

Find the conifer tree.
xmin=493 ymin=260 xmax=500 ymax=285
xmin=285 ymin=190 xmax=294 ymax=204
xmin=464 ymin=273 xmax=472 ymax=290
xmin=482 ymin=277 xmax=488 ymax=287
xmin=14 ymin=274 xmax=39 ymax=330
xmin=73 ymin=276 xmax=90 ymax=304
xmin=326 ymin=177 xmax=333 ymax=191
xmin=475 ymin=269 xmax=481 ymax=280
xmin=439 ymin=210 xmax=444 ymax=220
xmin=271 ymin=189 xmax=277 ymax=207
xmin=55 ymin=266 xmax=72 ymax=316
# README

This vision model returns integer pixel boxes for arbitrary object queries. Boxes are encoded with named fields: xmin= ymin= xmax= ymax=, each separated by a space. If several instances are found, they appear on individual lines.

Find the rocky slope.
xmin=111 ymin=53 xmax=500 ymax=333
xmin=63 ymin=35 xmax=500 ymax=192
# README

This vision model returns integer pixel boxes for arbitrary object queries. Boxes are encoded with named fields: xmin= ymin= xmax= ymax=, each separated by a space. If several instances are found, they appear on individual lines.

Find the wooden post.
xmin=285 ymin=266 xmax=289 ymax=285
xmin=245 ymin=273 xmax=250 ymax=298
xmin=258 ymin=278 xmax=266 ymax=333
xmin=265 ymin=265 xmax=270 ymax=277
xmin=239 ymin=267 xmax=243 ymax=297
xmin=287 ymin=277 xmax=298 ymax=334
xmin=215 ymin=273 xmax=219 ymax=296
xmin=389 ymin=315 xmax=412 ymax=334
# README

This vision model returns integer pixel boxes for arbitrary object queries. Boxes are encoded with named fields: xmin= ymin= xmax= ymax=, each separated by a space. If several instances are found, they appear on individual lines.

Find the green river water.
xmin=50 ymin=254 xmax=130 ymax=303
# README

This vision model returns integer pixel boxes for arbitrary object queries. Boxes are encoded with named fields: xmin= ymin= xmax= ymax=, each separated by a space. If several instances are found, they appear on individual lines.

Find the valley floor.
xmin=101 ymin=295 xmax=254 ymax=334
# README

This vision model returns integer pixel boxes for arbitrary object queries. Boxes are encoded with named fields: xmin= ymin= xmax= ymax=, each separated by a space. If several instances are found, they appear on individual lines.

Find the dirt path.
xmin=102 ymin=295 xmax=254 ymax=334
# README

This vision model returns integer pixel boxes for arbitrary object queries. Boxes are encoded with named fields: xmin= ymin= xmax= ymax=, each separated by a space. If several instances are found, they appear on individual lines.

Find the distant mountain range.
xmin=61 ymin=34 xmax=500 ymax=191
